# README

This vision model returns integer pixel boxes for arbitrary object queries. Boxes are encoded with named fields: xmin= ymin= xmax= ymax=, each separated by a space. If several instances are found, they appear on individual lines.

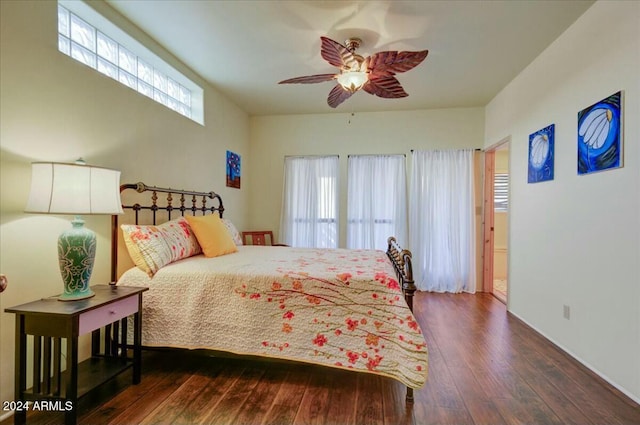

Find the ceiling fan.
xmin=279 ymin=36 xmax=428 ymax=108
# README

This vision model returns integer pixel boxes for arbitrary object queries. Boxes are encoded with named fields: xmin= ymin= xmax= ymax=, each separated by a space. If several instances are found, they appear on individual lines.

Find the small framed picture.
xmin=226 ymin=151 xmax=241 ymax=189
xmin=578 ymin=91 xmax=622 ymax=175
xmin=528 ymin=124 xmax=554 ymax=183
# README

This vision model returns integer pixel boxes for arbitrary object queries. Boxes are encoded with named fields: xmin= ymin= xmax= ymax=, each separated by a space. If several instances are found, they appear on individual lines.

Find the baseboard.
xmin=508 ymin=310 xmax=640 ymax=406
xmin=0 ymin=410 xmax=13 ymax=422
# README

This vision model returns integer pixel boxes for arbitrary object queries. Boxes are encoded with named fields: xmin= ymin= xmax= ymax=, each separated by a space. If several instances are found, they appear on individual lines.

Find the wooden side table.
xmin=5 ymin=285 xmax=148 ymax=425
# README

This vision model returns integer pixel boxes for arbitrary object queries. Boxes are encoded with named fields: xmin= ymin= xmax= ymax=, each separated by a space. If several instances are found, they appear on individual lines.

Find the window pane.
xmin=137 ymin=59 xmax=153 ymax=85
xmin=281 ymin=156 xmax=339 ymax=248
xmin=347 ymin=155 xmax=407 ymax=250
xmin=118 ymin=69 xmax=137 ymax=89
xmin=167 ymin=78 xmax=179 ymax=99
xmin=167 ymin=96 xmax=179 ymax=111
xmin=97 ymin=57 xmax=118 ymax=79
xmin=70 ymin=14 xmax=95 ymax=52
xmin=118 ymin=46 xmax=136 ymax=75
xmin=154 ymin=90 xmax=168 ymax=105
xmin=58 ymin=6 xmax=70 ymax=37
xmin=58 ymin=35 xmax=70 ymax=55
xmin=71 ymin=42 xmax=96 ymax=68
xmin=97 ymin=32 xmax=118 ymax=64
xmin=179 ymin=85 xmax=191 ymax=105
xmin=138 ymin=81 xmax=153 ymax=98
xmin=178 ymin=103 xmax=190 ymax=117
xmin=153 ymin=70 xmax=166 ymax=92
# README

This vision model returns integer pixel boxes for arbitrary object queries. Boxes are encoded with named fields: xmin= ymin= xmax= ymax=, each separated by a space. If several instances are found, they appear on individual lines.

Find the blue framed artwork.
xmin=578 ymin=91 xmax=622 ymax=175
xmin=528 ymin=124 xmax=555 ymax=183
xmin=226 ymin=150 xmax=241 ymax=189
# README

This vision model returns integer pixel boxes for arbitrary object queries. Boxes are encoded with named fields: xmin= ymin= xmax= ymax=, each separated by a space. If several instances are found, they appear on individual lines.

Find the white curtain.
xmin=280 ymin=156 xmax=339 ymax=248
xmin=347 ymin=155 xmax=407 ymax=250
xmin=410 ymin=149 xmax=476 ymax=293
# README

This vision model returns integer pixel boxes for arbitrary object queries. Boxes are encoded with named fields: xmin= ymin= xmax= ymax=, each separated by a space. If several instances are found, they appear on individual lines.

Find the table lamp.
xmin=25 ymin=160 xmax=123 ymax=301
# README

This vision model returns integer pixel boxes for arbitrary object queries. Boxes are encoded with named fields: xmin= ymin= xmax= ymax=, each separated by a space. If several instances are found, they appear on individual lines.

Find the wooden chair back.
xmin=242 ymin=231 xmax=274 ymax=246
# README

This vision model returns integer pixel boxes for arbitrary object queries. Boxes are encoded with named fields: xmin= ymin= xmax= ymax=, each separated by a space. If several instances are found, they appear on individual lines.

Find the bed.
xmin=111 ymin=182 xmax=428 ymax=401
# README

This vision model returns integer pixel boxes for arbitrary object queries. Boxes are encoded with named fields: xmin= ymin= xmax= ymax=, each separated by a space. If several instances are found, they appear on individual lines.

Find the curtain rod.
xmin=347 ymin=154 xmax=406 ymax=158
xmin=284 ymin=154 xmax=340 ymax=158
xmin=410 ymin=148 xmax=483 ymax=152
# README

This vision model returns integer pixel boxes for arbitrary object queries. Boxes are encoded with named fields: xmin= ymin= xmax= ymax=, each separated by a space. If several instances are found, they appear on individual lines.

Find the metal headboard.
xmin=110 ymin=182 xmax=224 ymax=282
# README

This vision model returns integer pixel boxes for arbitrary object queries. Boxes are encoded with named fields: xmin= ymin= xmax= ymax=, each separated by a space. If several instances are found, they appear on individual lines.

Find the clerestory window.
xmin=57 ymin=1 xmax=203 ymax=125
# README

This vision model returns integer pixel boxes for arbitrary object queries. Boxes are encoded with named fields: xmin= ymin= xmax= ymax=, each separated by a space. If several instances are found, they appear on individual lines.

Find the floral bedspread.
xmin=117 ymin=246 xmax=428 ymax=388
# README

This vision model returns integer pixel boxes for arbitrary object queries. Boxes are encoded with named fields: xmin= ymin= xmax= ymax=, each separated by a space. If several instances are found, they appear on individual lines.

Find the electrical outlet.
xmin=563 ymin=305 xmax=570 ymax=320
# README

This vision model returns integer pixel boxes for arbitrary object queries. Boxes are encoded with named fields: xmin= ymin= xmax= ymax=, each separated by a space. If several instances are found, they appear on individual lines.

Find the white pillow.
xmin=222 ymin=218 xmax=243 ymax=245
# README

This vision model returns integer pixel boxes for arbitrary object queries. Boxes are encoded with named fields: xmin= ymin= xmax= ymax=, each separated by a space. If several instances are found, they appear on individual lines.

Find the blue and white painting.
xmin=528 ymin=124 xmax=555 ymax=183
xmin=578 ymin=91 xmax=622 ymax=175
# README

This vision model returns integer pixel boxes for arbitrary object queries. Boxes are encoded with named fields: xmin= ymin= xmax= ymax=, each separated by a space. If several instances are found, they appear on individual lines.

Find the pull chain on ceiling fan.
xmin=279 ymin=36 xmax=428 ymax=108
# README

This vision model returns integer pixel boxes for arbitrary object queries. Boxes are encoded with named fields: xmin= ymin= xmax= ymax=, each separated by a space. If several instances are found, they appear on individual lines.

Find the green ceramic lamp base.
xmin=58 ymin=290 xmax=95 ymax=301
xmin=57 ymin=215 xmax=96 ymax=302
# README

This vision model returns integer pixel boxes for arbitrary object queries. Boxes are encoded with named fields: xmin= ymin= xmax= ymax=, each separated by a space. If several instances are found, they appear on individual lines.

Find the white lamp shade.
xmin=337 ymin=71 xmax=369 ymax=92
xmin=25 ymin=162 xmax=124 ymax=215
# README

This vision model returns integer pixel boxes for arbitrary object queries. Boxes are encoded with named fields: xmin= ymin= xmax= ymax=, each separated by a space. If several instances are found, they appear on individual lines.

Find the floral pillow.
xmin=121 ymin=217 xmax=201 ymax=277
xmin=222 ymin=218 xmax=243 ymax=245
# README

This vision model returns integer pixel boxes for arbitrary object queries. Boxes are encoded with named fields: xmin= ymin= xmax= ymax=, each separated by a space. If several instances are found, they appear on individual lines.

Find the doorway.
xmin=483 ymin=140 xmax=510 ymax=303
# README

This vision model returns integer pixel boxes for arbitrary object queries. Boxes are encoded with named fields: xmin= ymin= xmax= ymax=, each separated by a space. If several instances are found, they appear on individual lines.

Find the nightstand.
xmin=5 ymin=285 xmax=148 ymax=425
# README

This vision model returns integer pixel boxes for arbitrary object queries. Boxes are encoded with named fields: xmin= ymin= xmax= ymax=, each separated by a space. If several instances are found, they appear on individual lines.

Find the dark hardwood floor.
xmin=6 ymin=292 xmax=640 ymax=425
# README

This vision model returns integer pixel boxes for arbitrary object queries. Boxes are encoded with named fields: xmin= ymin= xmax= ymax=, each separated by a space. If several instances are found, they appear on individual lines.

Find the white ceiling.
xmin=105 ymin=0 xmax=594 ymax=116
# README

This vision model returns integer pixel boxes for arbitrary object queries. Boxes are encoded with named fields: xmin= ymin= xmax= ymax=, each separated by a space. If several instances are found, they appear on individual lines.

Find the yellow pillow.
xmin=185 ymin=214 xmax=238 ymax=258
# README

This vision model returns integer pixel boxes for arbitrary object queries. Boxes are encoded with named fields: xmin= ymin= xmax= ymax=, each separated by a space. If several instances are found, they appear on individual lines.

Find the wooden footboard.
xmin=386 ymin=236 xmax=416 ymax=312
xmin=386 ymin=236 xmax=417 ymax=402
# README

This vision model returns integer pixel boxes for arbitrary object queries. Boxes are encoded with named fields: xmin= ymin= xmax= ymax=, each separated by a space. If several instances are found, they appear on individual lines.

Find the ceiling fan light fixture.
xmin=279 ymin=36 xmax=428 ymax=108
xmin=337 ymin=70 xmax=368 ymax=92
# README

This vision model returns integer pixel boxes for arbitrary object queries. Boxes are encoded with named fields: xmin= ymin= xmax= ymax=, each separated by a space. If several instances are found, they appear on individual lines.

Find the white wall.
xmin=249 ymin=108 xmax=485 ymax=247
xmin=0 ymin=0 xmax=249 ymax=409
xmin=485 ymin=1 xmax=640 ymax=401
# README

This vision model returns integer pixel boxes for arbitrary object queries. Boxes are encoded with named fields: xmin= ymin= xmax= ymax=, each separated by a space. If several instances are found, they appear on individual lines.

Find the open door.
xmin=483 ymin=141 xmax=510 ymax=303
xmin=483 ymin=150 xmax=496 ymax=294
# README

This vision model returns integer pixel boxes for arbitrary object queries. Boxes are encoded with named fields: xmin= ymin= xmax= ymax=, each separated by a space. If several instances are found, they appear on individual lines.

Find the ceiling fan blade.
xmin=363 ymin=76 xmax=408 ymax=99
xmin=367 ymin=50 xmax=429 ymax=74
xmin=279 ymin=74 xmax=337 ymax=84
xmin=320 ymin=37 xmax=359 ymax=70
xmin=327 ymin=84 xmax=353 ymax=108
